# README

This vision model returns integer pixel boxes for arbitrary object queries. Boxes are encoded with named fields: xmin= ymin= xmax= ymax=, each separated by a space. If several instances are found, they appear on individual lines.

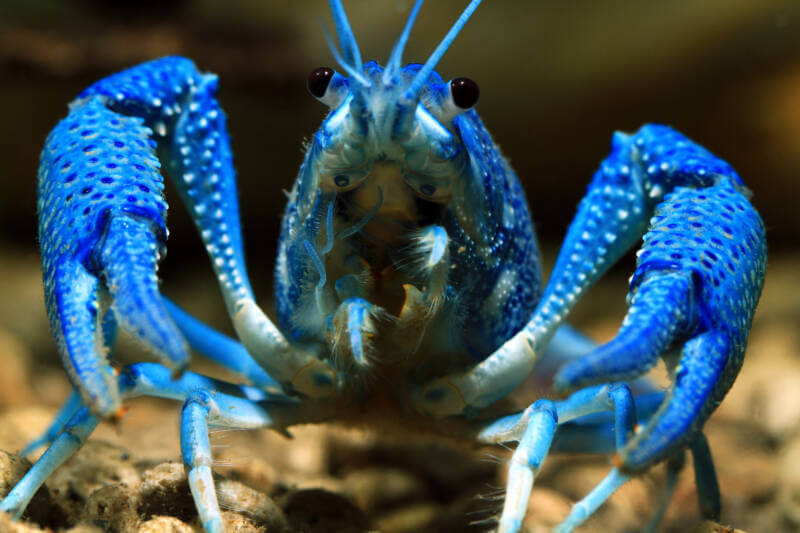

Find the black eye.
xmin=308 ymin=67 xmax=334 ymax=98
xmin=334 ymin=175 xmax=350 ymax=187
xmin=450 ymin=77 xmax=480 ymax=109
xmin=420 ymin=184 xmax=436 ymax=196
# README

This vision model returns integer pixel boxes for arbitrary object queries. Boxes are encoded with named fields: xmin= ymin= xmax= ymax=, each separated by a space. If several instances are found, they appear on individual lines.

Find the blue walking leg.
xmin=486 ymin=387 xmax=707 ymax=531
xmin=0 ymin=407 xmax=99 ymax=517
xmin=542 ymin=390 xmax=688 ymax=532
xmin=181 ymin=391 xmax=222 ymax=533
xmin=477 ymin=399 xmax=558 ymax=533
xmin=182 ymin=392 xmax=222 ymax=533
xmin=179 ymin=387 xmax=300 ymax=532
xmin=20 ymin=390 xmax=83 ymax=456
xmin=554 ymin=469 xmax=631 ymax=533
xmin=476 ymin=383 xmax=638 ymax=533
xmin=552 ymin=385 xmax=639 ymax=532
xmin=135 ymin=363 xmax=317 ymax=532
xmin=551 ymin=390 xmax=720 ymax=529
xmin=1 ymin=362 xmax=312 ymax=525
xmin=643 ymin=433 xmax=720 ymax=532
xmin=550 ymin=391 xmax=664 ymax=454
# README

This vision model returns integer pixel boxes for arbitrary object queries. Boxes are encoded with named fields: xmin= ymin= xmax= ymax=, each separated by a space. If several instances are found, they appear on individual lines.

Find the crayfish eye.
xmin=307 ymin=67 xmax=334 ymax=98
xmin=334 ymin=175 xmax=350 ymax=187
xmin=449 ymin=77 xmax=480 ymax=109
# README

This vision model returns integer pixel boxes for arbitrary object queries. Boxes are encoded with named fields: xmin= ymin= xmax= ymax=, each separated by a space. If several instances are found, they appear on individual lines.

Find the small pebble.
xmin=84 ymin=483 xmax=139 ymax=532
xmin=138 ymin=462 xmax=195 ymax=523
xmin=216 ymin=479 xmax=288 ymax=532
xmin=137 ymin=515 xmax=194 ymax=533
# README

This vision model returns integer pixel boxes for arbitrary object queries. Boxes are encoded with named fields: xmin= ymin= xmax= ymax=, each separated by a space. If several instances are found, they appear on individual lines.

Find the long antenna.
xmin=383 ymin=0 xmax=425 ymax=84
xmin=329 ymin=0 xmax=363 ymax=72
xmin=404 ymin=0 xmax=482 ymax=100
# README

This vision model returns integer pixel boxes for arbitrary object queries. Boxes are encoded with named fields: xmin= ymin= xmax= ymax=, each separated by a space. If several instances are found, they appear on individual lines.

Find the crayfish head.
xmin=278 ymin=0 xmax=492 ymax=375
xmin=305 ymin=0 xmax=483 ymax=209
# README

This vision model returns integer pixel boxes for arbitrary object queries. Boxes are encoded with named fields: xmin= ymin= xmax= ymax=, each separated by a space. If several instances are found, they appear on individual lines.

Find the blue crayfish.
xmin=0 ymin=1 xmax=767 ymax=531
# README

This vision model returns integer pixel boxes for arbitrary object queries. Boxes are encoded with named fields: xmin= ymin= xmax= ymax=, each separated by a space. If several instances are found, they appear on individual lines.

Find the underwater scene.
xmin=1 ymin=1 xmax=799 ymax=531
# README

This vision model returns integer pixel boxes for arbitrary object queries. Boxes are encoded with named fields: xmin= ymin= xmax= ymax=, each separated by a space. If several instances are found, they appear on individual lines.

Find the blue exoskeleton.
xmin=0 ymin=1 xmax=767 ymax=531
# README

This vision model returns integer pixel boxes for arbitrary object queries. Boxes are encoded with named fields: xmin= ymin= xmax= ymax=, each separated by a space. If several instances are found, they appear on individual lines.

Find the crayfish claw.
xmin=48 ymin=259 xmax=121 ymax=417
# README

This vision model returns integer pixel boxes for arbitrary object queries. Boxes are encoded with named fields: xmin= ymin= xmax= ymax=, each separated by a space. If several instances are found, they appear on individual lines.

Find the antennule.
xmin=322 ymin=22 xmax=371 ymax=87
xmin=329 ymin=0 xmax=363 ymax=71
xmin=383 ymin=0 xmax=426 ymax=84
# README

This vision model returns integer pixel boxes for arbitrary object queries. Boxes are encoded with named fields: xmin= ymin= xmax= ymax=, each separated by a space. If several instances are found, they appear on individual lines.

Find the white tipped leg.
xmin=554 ymin=468 xmax=631 ymax=533
xmin=474 ymin=384 xmax=639 ymax=532
xmin=182 ymin=393 xmax=223 ymax=533
xmin=0 ymin=407 xmax=98 ymax=517
xmin=477 ymin=399 xmax=558 ymax=533
xmin=179 ymin=387 xmax=304 ymax=533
